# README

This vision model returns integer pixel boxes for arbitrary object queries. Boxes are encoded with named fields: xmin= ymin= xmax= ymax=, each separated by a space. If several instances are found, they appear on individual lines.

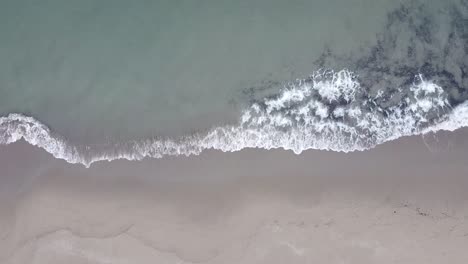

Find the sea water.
xmin=1 ymin=0 xmax=467 ymax=166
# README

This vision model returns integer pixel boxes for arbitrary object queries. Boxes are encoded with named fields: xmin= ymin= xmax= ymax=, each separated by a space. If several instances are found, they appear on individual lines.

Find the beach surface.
xmin=1 ymin=129 xmax=467 ymax=264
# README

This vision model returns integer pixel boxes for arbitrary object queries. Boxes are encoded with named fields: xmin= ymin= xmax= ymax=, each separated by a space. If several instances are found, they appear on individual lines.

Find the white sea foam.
xmin=0 ymin=69 xmax=466 ymax=167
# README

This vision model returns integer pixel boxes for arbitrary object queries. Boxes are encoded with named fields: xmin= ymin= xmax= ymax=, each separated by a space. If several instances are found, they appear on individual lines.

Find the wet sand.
xmin=0 ymin=129 xmax=468 ymax=264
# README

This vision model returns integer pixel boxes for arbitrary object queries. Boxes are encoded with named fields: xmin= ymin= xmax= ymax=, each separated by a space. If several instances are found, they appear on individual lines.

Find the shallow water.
xmin=0 ymin=0 xmax=398 ymax=142
xmin=1 ymin=0 xmax=467 ymax=166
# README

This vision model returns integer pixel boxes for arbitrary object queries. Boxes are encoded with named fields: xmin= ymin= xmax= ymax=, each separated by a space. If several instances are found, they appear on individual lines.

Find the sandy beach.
xmin=0 ymin=129 xmax=467 ymax=264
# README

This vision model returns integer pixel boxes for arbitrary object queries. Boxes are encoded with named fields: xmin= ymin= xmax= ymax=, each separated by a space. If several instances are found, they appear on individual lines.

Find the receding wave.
xmin=1 ymin=69 xmax=467 ymax=167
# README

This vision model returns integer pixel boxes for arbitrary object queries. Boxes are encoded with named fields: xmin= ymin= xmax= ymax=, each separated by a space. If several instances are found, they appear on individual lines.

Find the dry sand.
xmin=0 ymin=129 xmax=468 ymax=263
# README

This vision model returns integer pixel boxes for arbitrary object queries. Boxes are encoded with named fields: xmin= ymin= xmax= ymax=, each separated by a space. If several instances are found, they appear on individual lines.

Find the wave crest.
xmin=1 ymin=70 xmax=467 ymax=167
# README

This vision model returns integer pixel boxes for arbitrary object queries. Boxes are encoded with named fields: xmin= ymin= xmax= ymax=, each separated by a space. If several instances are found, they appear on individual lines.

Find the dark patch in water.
xmin=237 ymin=0 xmax=468 ymax=136
xmin=348 ymin=0 xmax=468 ymax=106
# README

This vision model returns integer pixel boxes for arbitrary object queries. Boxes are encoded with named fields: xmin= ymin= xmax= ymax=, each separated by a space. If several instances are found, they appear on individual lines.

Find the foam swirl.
xmin=1 ymin=69 xmax=467 ymax=167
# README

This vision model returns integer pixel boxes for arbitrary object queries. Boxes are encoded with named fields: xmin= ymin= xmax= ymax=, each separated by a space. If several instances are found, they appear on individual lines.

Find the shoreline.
xmin=0 ymin=128 xmax=467 ymax=263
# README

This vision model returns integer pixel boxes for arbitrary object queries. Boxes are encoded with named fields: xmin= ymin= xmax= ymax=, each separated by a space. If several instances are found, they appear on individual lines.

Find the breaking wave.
xmin=1 ymin=69 xmax=467 ymax=167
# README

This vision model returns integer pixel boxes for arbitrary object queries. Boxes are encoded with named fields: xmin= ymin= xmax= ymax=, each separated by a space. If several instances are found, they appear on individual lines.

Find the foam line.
xmin=1 ymin=70 xmax=466 ymax=167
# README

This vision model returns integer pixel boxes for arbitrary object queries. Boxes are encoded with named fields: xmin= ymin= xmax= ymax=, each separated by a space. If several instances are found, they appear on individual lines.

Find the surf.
xmin=1 ymin=69 xmax=467 ymax=168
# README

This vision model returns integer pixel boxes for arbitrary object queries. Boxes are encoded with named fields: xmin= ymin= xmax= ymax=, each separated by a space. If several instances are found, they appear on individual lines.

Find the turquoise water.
xmin=1 ymin=0 xmax=468 ymax=166
xmin=0 ymin=0 xmax=396 ymax=143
